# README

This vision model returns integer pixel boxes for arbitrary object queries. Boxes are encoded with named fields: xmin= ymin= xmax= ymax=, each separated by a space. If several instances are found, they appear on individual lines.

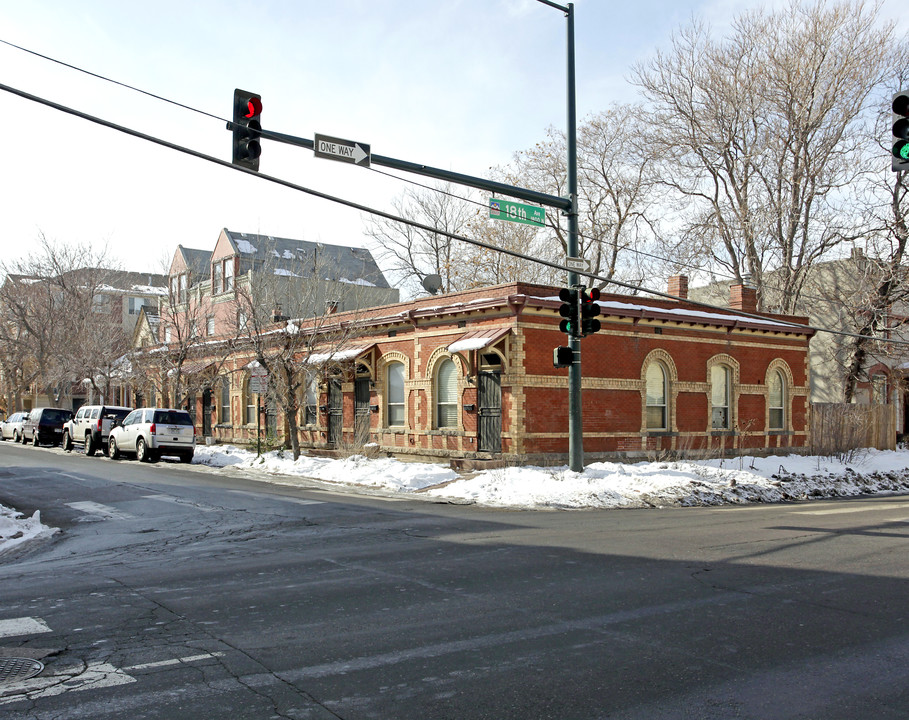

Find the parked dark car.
xmin=22 ymin=407 xmax=74 ymax=446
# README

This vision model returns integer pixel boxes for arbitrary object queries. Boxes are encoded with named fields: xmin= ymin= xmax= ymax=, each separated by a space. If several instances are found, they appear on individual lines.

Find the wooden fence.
xmin=810 ymin=403 xmax=897 ymax=453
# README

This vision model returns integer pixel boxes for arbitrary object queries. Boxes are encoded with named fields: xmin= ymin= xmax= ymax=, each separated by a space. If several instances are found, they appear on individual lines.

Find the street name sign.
xmin=489 ymin=198 xmax=545 ymax=227
xmin=314 ymin=133 xmax=371 ymax=167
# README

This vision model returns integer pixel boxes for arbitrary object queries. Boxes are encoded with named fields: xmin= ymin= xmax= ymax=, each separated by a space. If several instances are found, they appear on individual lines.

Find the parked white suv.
xmin=62 ymin=404 xmax=132 ymax=456
xmin=108 ymin=408 xmax=196 ymax=463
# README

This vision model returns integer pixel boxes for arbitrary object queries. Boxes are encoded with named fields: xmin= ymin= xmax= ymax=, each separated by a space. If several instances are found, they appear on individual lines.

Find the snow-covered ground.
xmin=4 ymin=445 xmax=909 ymax=554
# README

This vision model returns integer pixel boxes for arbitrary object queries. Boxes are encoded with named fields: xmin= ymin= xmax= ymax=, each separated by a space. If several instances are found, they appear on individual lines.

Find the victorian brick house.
xmin=172 ymin=275 xmax=813 ymax=464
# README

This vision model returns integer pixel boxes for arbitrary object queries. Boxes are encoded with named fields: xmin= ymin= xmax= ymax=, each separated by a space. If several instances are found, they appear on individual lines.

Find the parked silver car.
xmin=108 ymin=408 xmax=195 ymax=463
xmin=0 ymin=411 xmax=29 ymax=442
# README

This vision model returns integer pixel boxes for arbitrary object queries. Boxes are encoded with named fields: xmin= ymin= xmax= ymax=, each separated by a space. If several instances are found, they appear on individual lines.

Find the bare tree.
xmin=230 ymin=245 xmax=370 ymax=460
xmin=500 ymin=104 xmax=663 ymax=291
xmin=154 ymin=279 xmax=217 ymax=409
xmin=838 ymin=52 xmax=909 ymax=401
xmin=0 ymin=235 xmax=127 ymax=409
xmin=366 ymin=183 xmax=475 ymax=296
xmin=632 ymin=0 xmax=896 ymax=312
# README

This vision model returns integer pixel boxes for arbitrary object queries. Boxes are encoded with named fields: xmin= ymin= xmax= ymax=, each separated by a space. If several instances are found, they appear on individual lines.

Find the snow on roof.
xmin=130 ymin=284 xmax=168 ymax=295
xmin=599 ymin=300 xmax=804 ymax=329
xmin=235 ymin=239 xmax=257 ymax=254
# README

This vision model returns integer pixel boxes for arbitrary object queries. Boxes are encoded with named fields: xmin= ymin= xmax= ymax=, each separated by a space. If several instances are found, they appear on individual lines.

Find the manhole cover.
xmin=0 ymin=657 xmax=44 ymax=686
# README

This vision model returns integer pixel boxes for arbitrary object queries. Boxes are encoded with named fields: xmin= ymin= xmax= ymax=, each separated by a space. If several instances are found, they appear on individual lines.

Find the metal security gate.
xmin=477 ymin=371 xmax=502 ymax=453
xmin=328 ymin=379 xmax=343 ymax=447
xmin=354 ymin=377 xmax=371 ymax=447
xmin=201 ymin=389 xmax=212 ymax=437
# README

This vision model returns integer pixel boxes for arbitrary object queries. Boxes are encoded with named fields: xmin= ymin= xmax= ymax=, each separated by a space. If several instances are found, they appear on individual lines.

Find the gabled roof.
xmin=222 ymin=230 xmax=392 ymax=289
xmin=175 ymin=246 xmax=213 ymax=279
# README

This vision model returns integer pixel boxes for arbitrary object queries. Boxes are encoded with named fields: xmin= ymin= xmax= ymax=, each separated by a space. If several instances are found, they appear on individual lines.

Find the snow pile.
xmin=4 ymin=447 xmax=909 ymax=555
xmin=193 ymin=445 xmax=909 ymax=510
xmin=194 ymin=444 xmax=458 ymax=492
xmin=0 ymin=506 xmax=56 ymax=554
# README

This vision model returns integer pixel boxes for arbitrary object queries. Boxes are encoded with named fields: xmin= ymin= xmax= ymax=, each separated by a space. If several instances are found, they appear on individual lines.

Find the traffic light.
xmin=558 ymin=287 xmax=579 ymax=337
xmin=553 ymin=346 xmax=574 ymax=368
xmin=231 ymin=89 xmax=262 ymax=171
xmin=580 ymin=287 xmax=601 ymax=336
xmin=893 ymin=91 xmax=909 ymax=172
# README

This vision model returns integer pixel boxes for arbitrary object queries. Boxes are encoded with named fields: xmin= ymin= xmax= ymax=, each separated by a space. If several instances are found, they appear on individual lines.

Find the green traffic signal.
xmin=558 ymin=287 xmax=579 ymax=338
xmin=893 ymin=91 xmax=909 ymax=172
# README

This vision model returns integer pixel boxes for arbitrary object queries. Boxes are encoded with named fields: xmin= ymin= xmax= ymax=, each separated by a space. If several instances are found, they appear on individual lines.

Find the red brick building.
xmin=190 ymin=278 xmax=813 ymax=465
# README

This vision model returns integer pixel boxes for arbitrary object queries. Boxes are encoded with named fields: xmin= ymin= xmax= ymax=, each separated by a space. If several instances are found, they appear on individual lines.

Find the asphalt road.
xmin=1 ymin=440 xmax=908 ymax=719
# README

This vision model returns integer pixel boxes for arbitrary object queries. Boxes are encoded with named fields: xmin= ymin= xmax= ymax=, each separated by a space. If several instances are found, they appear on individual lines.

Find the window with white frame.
xmin=212 ymin=262 xmax=222 ymax=295
xmin=645 ymin=362 xmax=668 ymax=430
xmin=768 ymin=370 xmax=786 ymax=430
xmin=245 ymin=377 xmax=257 ymax=425
xmin=303 ymin=372 xmax=319 ymax=425
xmin=711 ymin=364 xmax=731 ymax=430
xmin=206 ymin=316 xmax=216 ymax=336
xmin=128 ymin=296 xmax=148 ymax=315
xmin=386 ymin=363 xmax=405 ymax=427
xmin=224 ymin=259 xmax=235 ymax=292
xmin=219 ymin=376 xmax=231 ymax=424
xmin=435 ymin=358 xmax=458 ymax=428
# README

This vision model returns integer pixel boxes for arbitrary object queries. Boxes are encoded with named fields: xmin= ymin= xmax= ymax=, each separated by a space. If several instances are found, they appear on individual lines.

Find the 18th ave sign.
xmin=489 ymin=198 xmax=545 ymax=227
xmin=314 ymin=133 xmax=371 ymax=167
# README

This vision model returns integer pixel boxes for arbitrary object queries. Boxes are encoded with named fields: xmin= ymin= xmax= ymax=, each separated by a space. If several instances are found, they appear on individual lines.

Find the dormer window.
xmin=212 ymin=257 xmax=235 ymax=294
xmin=170 ymin=273 xmax=188 ymax=304
xmin=212 ymin=262 xmax=222 ymax=294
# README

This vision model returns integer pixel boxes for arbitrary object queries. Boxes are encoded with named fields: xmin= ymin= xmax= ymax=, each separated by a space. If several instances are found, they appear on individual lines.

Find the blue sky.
xmin=1 ymin=0 xmax=905 ymax=276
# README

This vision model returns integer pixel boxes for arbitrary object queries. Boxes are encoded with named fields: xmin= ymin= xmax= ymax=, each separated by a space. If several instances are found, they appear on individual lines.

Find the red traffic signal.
xmin=232 ymin=89 xmax=262 ymax=171
xmin=580 ymin=287 xmax=601 ymax=335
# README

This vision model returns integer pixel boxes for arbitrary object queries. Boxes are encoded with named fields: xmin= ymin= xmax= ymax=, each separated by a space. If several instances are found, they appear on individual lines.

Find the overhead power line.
xmin=0 ymin=35 xmax=885 ymax=318
xmin=1 ymin=79 xmax=907 ymax=349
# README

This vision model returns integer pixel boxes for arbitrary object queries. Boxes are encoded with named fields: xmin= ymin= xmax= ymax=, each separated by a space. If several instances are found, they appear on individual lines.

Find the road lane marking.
xmin=0 ymin=616 xmax=51 ymax=639
xmin=142 ymin=494 xmax=218 ymax=511
xmin=792 ymin=501 xmax=909 ymax=516
xmin=0 ymin=652 xmax=225 ymax=705
xmin=125 ymin=651 xmax=225 ymax=671
xmin=229 ymin=490 xmax=324 ymax=506
xmin=65 ymin=501 xmax=135 ymax=520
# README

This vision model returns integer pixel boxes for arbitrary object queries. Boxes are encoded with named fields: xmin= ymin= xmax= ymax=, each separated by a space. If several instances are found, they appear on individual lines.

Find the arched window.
xmin=436 ymin=358 xmax=458 ymax=428
xmin=872 ymin=374 xmax=888 ymax=405
xmin=219 ymin=376 xmax=231 ymax=424
xmin=645 ymin=362 xmax=668 ymax=430
xmin=768 ymin=369 xmax=786 ymax=430
xmin=386 ymin=362 xmax=405 ymax=427
xmin=711 ymin=364 xmax=731 ymax=429
xmin=303 ymin=371 xmax=319 ymax=425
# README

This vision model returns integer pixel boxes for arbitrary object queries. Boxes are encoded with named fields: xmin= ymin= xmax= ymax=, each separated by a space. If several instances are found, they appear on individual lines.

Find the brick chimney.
xmin=730 ymin=278 xmax=757 ymax=313
xmin=667 ymin=275 xmax=688 ymax=300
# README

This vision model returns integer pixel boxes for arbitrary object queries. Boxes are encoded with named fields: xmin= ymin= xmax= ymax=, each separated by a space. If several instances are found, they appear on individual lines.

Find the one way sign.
xmin=314 ymin=133 xmax=371 ymax=168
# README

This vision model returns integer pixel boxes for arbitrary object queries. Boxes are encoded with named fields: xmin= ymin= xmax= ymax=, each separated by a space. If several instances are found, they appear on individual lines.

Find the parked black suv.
xmin=22 ymin=407 xmax=74 ymax=446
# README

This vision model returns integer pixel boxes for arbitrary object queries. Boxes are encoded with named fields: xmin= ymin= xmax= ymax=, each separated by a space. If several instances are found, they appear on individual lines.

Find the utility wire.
xmin=1 ymin=35 xmax=885 ymax=320
xmin=3 ymin=79 xmax=908 ymax=349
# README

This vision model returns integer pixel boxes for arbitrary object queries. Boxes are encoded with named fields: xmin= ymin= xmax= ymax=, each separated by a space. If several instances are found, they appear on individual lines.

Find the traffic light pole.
xmin=563 ymin=2 xmax=584 ymax=473
xmin=244 ymin=1 xmax=586 ymax=471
